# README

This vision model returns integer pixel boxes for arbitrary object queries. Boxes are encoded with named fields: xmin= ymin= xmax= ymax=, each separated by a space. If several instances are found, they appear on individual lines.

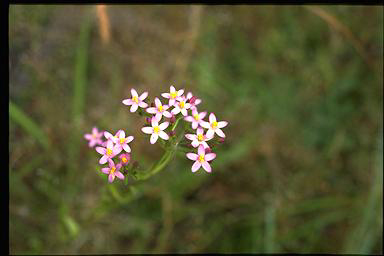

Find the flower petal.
xmin=163 ymin=111 xmax=172 ymax=118
xmin=139 ymin=91 xmax=148 ymax=100
xmin=155 ymin=97 xmax=161 ymax=107
xmin=142 ymin=126 xmax=153 ymax=134
xmin=186 ymin=153 xmax=198 ymax=161
xmin=202 ymin=161 xmax=212 ymax=173
xmin=101 ymin=168 xmax=110 ymax=174
xmin=104 ymin=131 xmax=113 ymax=139
xmin=199 ymin=111 xmax=207 ymax=119
xmin=215 ymin=128 xmax=226 ymax=138
xmin=192 ymin=161 xmax=201 ymax=172
xmin=177 ymin=89 xmax=184 ymax=96
xmin=115 ymin=171 xmax=125 ymax=180
xmin=113 ymin=146 xmax=122 ymax=155
xmin=206 ymin=129 xmax=215 ymax=139
xmin=158 ymin=131 xmax=169 ymax=140
xmin=125 ymin=136 xmax=134 ymax=143
xmin=161 ymin=93 xmax=170 ymax=99
xmin=155 ymin=113 xmax=162 ymax=122
xmin=171 ymin=107 xmax=180 ymax=115
xmin=122 ymin=99 xmax=133 ymax=105
xmin=150 ymin=133 xmax=158 ymax=144
xmin=159 ymin=121 xmax=169 ymax=130
xmin=119 ymin=130 xmax=125 ymax=139
xmin=99 ymin=155 xmax=108 ymax=164
xmin=198 ymin=144 xmax=205 ymax=155
xmin=146 ymin=107 xmax=157 ymax=114
xmin=123 ymin=144 xmax=131 ymax=152
xmin=151 ymin=118 xmax=159 ymax=127
xmin=169 ymin=98 xmax=175 ymax=106
xmin=217 ymin=121 xmax=228 ymax=128
xmin=95 ymin=146 xmax=106 ymax=155
xmin=170 ymin=86 xmax=176 ymax=93
xmin=191 ymin=140 xmax=199 ymax=148
xmin=209 ymin=113 xmax=216 ymax=123
xmin=131 ymin=88 xmax=138 ymax=97
xmin=84 ymin=134 xmax=93 ymax=140
xmin=184 ymin=116 xmax=194 ymax=122
xmin=185 ymin=134 xmax=195 ymax=140
xmin=181 ymin=109 xmax=187 ymax=116
xmin=130 ymin=104 xmax=138 ymax=112
xmin=200 ymin=121 xmax=211 ymax=129
xmin=197 ymin=127 xmax=204 ymax=135
xmin=139 ymin=102 xmax=148 ymax=108
xmin=192 ymin=122 xmax=198 ymax=130
xmin=205 ymin=153 xmax=216 ymax=161
xmin=108 ymin=173 xmax=115 ymax=183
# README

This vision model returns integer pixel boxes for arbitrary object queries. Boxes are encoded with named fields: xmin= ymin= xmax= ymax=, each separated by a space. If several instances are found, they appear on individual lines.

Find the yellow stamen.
xmin=110 ymin=167 xmax=116 ymax=173
xmin=170 ymin=92 xmax=177 ymax=99
xmin=179 ymin=101 xmax=185 ymax=108
xmin=194 ymin=114 xmax=199 ymax=121
xmin=132 ymin=96 xmax=139 ymax=103
xmin=122 ymin=157 xmax=128 ymax=163
xmin=153 ymin=126 xmax=160 ymax=134
xmin=198 ymin=154 xmax=205 ymax=163
xmin=211 ymin=121 xmax=218 ymax=129
xmin=107 ymin=148 xmax=113 ymax=156
xmin=119 ymin=138 xmax=125 ymax=144
xmin=197 ymin=134 xmax=204 ymax=141
xmin=158 ymin=105 xmax=163 ymax=112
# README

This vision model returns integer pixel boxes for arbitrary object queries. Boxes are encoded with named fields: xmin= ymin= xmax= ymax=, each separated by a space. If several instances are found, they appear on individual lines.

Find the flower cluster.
xmin=84 ymin=128 xmax=133 ymax=183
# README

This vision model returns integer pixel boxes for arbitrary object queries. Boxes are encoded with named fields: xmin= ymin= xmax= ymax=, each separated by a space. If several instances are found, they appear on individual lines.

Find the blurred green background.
xmin=9 ymin=5 xmax=383 ymax=254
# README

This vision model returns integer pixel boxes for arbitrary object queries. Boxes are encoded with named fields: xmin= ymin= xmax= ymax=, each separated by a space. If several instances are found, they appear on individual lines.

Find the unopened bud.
xmin=205 ymin=147 xmax=212 ymax=154
xmin=170 ymin=115 xmax=176 ymax=123
xmin=189 ymin=96 xmax=196 ymax=104
xmin=169 ymin=130 xmax=176 ymax=137
xmin=145 ymin=117 xmax=151 ymax=124
xmin=219 ymin=137 xmax=225 ymax=143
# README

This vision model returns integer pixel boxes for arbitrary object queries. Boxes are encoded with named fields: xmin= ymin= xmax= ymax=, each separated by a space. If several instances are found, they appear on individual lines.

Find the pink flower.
xmin=185 ymin=127 xmax=212 ymax=149
xmin=119 ymin=153 xmax=131 ymax=166
xmin=146 ymin=97 xmax=172 ymax=121
xmin=201 ymin=113 xmax=228 ymax=138
xmin=95 ymin=140 xmax=122 ymax=164
xmin=186 ymin=92 xmax=202 ymax=109
xmin=122 ymin=88 xmax=149 ymax=112
xmin=161 ymin=85 xmax=184 ymax=106
xmin=184 ymin=108 xmax=207 ymax=129
xmin=171 ymin=96 xmax=191 ymax=116
xmin=101 ymin=159 xmax=124 ymax=183
xmin=141 ymin=117 xmax=170 ymax=144
xmin=186 ymin=145 xmax=216 ymax=173
xmin=113 ymin=130 xmax=134 ymax=153
xmin=84 ymin=127 xmax=103 ymax=147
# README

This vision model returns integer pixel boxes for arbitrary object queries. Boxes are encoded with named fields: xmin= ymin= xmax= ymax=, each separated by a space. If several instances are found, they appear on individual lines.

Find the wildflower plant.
xmin=85 ymin=85 xmax=228 ymax=184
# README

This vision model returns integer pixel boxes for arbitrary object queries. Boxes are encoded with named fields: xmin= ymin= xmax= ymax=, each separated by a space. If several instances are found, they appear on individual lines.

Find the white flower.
xmin=201 ymin=113 xmax=228 ymax=138
xmin=185 ymin=127 xmax=212 ymax=149
xmin=122 ymin=88 xmax=148 ymax=112
xmin=171 ymin=96 xmax=191 ymax=116
xmin=161 ymin=85 xmax=184 ymax=106
xmin=146 ymin=97 xmax=172 ymax=122
xmin=141 ymin=117 xmax=170 ymax=144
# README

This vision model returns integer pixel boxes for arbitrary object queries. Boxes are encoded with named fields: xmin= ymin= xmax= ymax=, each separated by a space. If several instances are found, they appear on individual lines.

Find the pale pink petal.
xmin=181 ymin=109 xmax=187 ymax=116
xmin=155 ymin=97 xmax=162 ymax=107
xmin=192 ymin=122 xmax=198 ymax=130
xmin=209 ymin=113 xmax=217 ymax=123
xmin=139 ymin=102 xmax=148 ymax=108
xmin=194 ymin=99 xmax=202 ymax=105
xmin=84 ymin=134 xmax=93 ymax=140
xmin=205 ymin=153 xmax=216 ymax=161
xmin=115 ymin=171 xmax=125 ymax=180
xmin=158 ymin=131 xmax=169 ymax=140
xmin=122 ymin=99 xmax=133 ymax=105
xmin=184 ymin=116 xmax=194 ymax=122
xmin=197 ymin=127 xmax=204 ymax=135
xmin=199 ymin=111 xmax=207 ymax=119
xmin=116 ymin=163 xmax=122 ymax=171
xmin=186 ymin=92 xmax=192 ymax=99
xmin=130 ymin=104 xmax=138 ymax=112
xmin=163 ymin=105 xmax=169 ymax=110
xmin=108 ymin=173 xmax=115 ymax=183
xmin=185 ymin=134 xmax=195 ymax=140
xmin=113 ymin=146 xmax=122 ymax=155
xmin=155 ymin=113 xmax=162 ymax=122
xmin=206 ymin=129 xmax=215 ymax=139
xmin=171 ymin=107 xmax=180 ymax=115
xmin=217 ymin=121 xmax=228 ymax=128
xmin=202 ymin=141 xmax=210 ymax=149
xmin=186 ymin=153 xmax=198 ymax=161
xmin=177 ymin=89 xmax=184 ymax=96
xmin=151 ymin=118 xmax=159 ymax=127
xmin=184 ymin=103 xmax=191 ymax=109
xmin=107 ymin=140 xmax=114 ymax=150
xmin=215 ymin=128 xmax=226 ymax=138
xmin=139 ymin=91 xmax=148 ymax=100
xmin=101 ymin=168 xmax=110 ymax=174
xmin=163 ymin=111 xmax=172 ymax=118
xmin=108 ymin=158 xmax=115 ymax=168
xmin=200 ymin=121 xmax=211 ymax=129
xmin=104 ymin=131 xmax=113 ymax=139
xmin=170 ymin=86 xmax=176 ymax=93
xmin=192 ymin=161 xmax=201 ymax=172
xmin=202 ymin=161 xmax=212 ymax=173
xmin=191 ymin=108 xmax=198 ymax=116
xmin=191 ymin=140 xmax=199 ymax=148
xmin=123 ymin=144 xmax=131 ymax=152
xmin=131 ymin=88 xmax=138 ymax=97
xmin=169 ymin=98 xmax=175 ymax=106
xmin=125 ymin=136 xmax=134 ymax=143
xmin=95 ymin=147 xmax=106 ymax=155
xmin=162 ymin=93 xmax=170 ymax=99
xmin=119 ymin=130 xmax=125 ymax=139
xmin=99 ymin=155 xmax=108 ymax=164
xmin=92 ymin=127 xmax=98 ymax=134
xmin=146 ymin=107 xmax=157 ymax=114
xmin=89 ymin=140 xmax=97 ymax=147
xmin=159 ymin=122 xmax=169 ymax=130
xmin=142 ymin=126 xmax=153 ymax=134
xmin=150 ymin=133 xmax=158 ymax=144
xmin=198 ymin=145 xmax=205 ymax=155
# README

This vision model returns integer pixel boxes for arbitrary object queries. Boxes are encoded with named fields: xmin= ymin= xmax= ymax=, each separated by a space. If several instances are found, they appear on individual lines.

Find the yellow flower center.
xmin=153 ymin=126 xmax=160 ymax=134
xmin=110 ymin=167 xmax=116 ymax=173
xmin=198 ymin=154 xmax=205 ymax=163
xmin=170 ymin=92 xmax=177 ymax=99
xmin=122 ymin=157 xmax=128 ymax=163
xmin=179 ymin=101 xmax=185 ymax=108
xmin=107 ymin=149 xmax=113 ymax=156
xmin=119 ymin=138 xmax=125 ymax=144
xmin=197 ymin=134 xmax=204 ymax=141
xmin=211 ymin=121 xmax=218 ymax=129
xmin=92 ymin=133 xmax=97 ymax=138
xmin=158 ymin=105 xmax=163 ymax=112
xmin=194 ymin=114 xmax=199 ymax=121
xmin=132 ymin=96 xmax=139 ymax=103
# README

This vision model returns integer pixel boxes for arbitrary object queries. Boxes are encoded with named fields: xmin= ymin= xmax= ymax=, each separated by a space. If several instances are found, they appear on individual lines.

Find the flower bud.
xmin=205 ymin=147 xmax=212 ymax=154
xmin=169 ymin=130 xmax=176 ymax=137
xmin=119 ymin=153 xmax=131 ymax=166
xmin=189 ymin=96 xmax=197 ymax=104
xmin=145 ymin=117 xmax=151 ymax=124
xmin=218 ymin=137 xmax=225 ymax=143
xmin=170 ymin=115 xmax=176 ymax=123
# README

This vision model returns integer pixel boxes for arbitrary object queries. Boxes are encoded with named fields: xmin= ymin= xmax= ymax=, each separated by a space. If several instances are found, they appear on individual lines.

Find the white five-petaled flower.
xmin=141 ymin=118 xmax=170 ymax=144
xmin=184 ymin=108 xmax=207 ymax=129
xmin=185 ymin=127 xmax=212 ymax=149
xmin=101 ymin=159 xmax=124 ymax=183
xmin=112 ymin=130 xmax=134 ymax=153
xmin=146 ymin=97 xmax=172 ymax=121
xmin=201 ymin=113 xmax=228 ymax=138
xmin=95 ymin=140 xmax=122 ymax=164
xmin=171 ymin=96 xmax=191 ymax=116
xmin=161 ymin=85 xmax=184 ymax=106
xmin=186 ymin=145 xmax=216 ymax=173
xmin=122 ymin=88 xmax=148 ymax=112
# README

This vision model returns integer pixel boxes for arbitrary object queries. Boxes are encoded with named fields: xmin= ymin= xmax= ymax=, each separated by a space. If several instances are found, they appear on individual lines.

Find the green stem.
xmin=136 ymin=150 xmax=175 ymax=180
xmin=172 ymin=116 xmax=184 ymax=131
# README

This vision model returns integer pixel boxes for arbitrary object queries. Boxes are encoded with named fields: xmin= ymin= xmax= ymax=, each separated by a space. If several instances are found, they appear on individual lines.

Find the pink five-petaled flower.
xmin=119 ymin=153 xmax=131 ymax=166
xmin=186 ymin=145 xmax=216 ymax=173
xmin=186 ymin=92 xmax=202 ymax=109
xmin=122 ymin=88 xmax=149 ymax=112
xmin=141 ymin=118 xmax=170 ymax=144
xmin=161 ymin=85 xmax=184 ymax=106
xmin=84 ymin=127 xmax=103 ymax=147
xmin=146 ymin=97 xmax=172 ymax=121
xmin=201 ymin=113 xmax=228 ymax=138
xmin=185 ymin=127 xmax=212 ymax=149
xmin=184 ymin=108 xmax=207 ymax=129
xmin=95 ymin=140 xmax=122 ymax=164
xmin=171 ymin=96 xmax=191 ymax=116
xmin=102 ymin=159 xmax=124 ymax=183
xmin=113 ymin=131 xmax=134 ymax=153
